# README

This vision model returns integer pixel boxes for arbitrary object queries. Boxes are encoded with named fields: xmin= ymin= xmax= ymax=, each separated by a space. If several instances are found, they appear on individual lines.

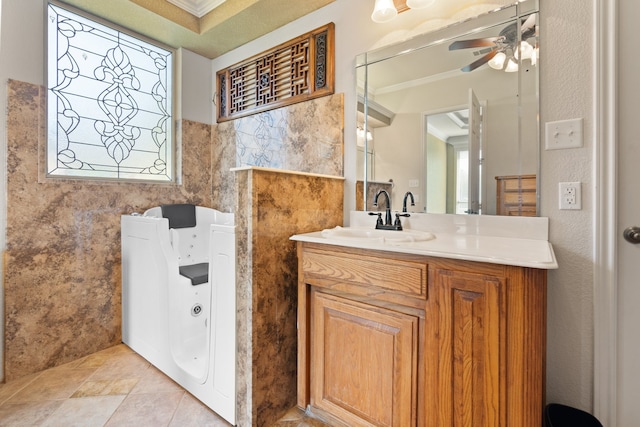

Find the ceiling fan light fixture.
xmin=488 ymin=52 xmax=507 ymax=70
xmin=505 ymin=57 xmax=519 ymax=72
xmin=515 ymin=41 xmax=534 ymax=60
xmin=407 ymin=0 xmax=435 ymax=9
xmin=371 ymin=0 xmax=398 ymax=23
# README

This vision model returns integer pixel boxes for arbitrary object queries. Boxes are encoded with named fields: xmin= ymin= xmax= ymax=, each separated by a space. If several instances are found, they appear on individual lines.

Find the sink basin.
xmin=320 ymin=226 xmax=435 ymax=244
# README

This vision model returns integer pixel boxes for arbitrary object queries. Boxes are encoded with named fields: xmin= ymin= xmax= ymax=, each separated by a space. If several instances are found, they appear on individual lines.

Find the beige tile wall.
xmin=234 ymin=168 xmax=344 ymax=426
xmin=212 ymin=93 xmax=344 ymax=213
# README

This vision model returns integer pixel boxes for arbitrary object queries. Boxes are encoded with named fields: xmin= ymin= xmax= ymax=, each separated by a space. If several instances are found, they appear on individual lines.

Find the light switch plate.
xmin=545 ymin=118 xmax=584 ymax=150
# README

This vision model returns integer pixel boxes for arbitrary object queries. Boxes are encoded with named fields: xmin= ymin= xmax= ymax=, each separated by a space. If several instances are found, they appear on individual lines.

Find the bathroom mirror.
xmin=356 ymin=1 xmax=539 ymax=216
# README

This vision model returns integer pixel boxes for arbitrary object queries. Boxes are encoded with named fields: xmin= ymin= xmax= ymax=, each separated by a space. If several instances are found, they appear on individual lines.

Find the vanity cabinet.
xmin=296 ymin=242 xmax=547 ymax=427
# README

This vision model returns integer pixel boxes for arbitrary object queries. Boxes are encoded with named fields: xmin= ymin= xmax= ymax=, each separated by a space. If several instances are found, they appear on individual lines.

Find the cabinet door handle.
xmin=623 ymin=226 xmax=640 ymax=244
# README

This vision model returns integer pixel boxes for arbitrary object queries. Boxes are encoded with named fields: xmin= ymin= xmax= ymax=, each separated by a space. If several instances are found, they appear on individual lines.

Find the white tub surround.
xmin=291 ymin=211 xmax=557 ymax=270
xmin=121 ymin=205 xmax=236 ymax=424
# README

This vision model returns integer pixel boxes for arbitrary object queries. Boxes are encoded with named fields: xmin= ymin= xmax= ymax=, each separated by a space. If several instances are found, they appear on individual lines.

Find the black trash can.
xmin=544 ymin=403 xmax=603 ymax=427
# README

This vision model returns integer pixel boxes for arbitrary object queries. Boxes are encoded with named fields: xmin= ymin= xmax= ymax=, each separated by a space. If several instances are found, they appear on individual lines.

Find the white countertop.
xmin=290 ymin=212 xmax=558 ymax=270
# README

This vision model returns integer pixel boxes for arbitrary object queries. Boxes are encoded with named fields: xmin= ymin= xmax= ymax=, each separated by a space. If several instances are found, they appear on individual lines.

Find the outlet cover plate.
xmin=559 ymin=181 xmax=582 ymax=210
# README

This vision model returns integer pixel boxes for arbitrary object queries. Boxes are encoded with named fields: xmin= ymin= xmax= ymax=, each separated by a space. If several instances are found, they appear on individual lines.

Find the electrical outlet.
xmin=409 ymin=179 xmax=419 ymax=188
xmin=559 ymin=182 xmax=582 ymax=210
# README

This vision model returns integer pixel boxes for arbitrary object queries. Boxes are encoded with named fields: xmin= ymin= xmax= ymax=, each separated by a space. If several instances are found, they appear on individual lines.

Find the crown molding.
xmin=166 ymin=0 xmax=226 ymax=18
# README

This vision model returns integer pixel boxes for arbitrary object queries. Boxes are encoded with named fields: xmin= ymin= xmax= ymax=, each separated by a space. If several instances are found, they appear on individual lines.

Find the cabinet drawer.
xmin=505 ymin=205 xmax=537 ymax=216
xmin=503 ymin=177 xmax=536 ymax=191
xmin=503 ymin=191 xmax=536 ymax=205
xmin=301 ymin=248 xmax=427 ymax=299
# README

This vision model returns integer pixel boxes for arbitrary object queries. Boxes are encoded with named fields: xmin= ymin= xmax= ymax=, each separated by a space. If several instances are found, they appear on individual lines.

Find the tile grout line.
xmin=166 ymin=391 xmax=189 ymax=427
xmin=42 ymin=358 xmax=103 ymax=426
xmin=76 ymin=352 xmax=133 ymax=427
xmin=0 ymin=371 xmax=44 ymax=407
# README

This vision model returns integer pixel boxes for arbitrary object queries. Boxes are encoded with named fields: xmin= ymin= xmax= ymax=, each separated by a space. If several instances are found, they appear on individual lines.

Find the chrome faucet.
xmin=403 ymin=191 xmax=415 ymax=213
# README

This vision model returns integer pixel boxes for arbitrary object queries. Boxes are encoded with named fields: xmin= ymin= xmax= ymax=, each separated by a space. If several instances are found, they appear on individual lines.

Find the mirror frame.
xmin=356 ymin=1 xmax=540 ymax=216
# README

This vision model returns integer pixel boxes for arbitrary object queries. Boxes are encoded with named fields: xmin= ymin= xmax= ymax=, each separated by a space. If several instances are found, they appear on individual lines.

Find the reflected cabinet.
xmin=296 ymin=242 xmax=547 ymax=427
xmin=496 ymin=174 xmax=537 ymax=216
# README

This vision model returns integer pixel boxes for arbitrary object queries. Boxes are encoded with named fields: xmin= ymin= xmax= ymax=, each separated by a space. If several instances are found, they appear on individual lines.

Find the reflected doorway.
xmin=424 ymin=101 xmax=483 ymax=214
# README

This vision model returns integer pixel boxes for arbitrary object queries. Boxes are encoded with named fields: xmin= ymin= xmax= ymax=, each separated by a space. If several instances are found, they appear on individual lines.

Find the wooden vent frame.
xmin=216 ymin=23 xmax=335 ymax=122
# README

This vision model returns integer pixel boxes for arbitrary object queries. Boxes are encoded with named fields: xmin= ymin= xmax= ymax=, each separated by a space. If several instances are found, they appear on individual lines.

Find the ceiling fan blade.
xmin=521 ymin=14 xmax=537 ymax=39
xmin=521 ymin=14 xmax=536 ymax=33
xmin=461 ymin=50 xmax=498 ymax=72
xmin=449 ymin=38 xmax=498 ymax=50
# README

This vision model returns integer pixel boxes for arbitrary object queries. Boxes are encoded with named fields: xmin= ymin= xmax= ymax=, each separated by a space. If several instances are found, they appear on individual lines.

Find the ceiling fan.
xmin=449 ymin=14 xmax=537 ymax=72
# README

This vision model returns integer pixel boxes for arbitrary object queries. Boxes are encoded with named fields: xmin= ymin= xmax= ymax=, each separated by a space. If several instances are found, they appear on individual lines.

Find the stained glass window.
xmin=46 ymin=2 xmax=175 ymax=182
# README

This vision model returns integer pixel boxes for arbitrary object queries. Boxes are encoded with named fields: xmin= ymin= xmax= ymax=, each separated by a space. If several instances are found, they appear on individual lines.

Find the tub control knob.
xmin=191 ymin=304 xmax=203 ymax=316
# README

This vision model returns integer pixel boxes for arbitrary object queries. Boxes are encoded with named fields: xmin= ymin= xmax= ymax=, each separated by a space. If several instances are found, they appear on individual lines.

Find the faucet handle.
xmin=393 ymin=213 xmax=410 ymax=230
xmin=368 ymin=211 xmax=384 ymax=227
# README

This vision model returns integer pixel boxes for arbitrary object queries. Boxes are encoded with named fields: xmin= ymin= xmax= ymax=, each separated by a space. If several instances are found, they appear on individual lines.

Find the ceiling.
xmin=56 ymin=0 xmax=335 ymax=59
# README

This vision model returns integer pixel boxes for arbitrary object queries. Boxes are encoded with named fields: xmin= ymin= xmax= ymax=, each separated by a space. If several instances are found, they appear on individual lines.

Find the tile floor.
xmin=0 ymin=344 xmax=330 ymax=427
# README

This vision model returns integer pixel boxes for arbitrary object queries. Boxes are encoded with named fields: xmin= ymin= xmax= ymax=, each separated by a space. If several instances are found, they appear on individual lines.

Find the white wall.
xmin=179 ymin=49 xmax=214 ymax=124
xmin=540 ymin=1 xmax=594 ymax=410
xmin=372 ymin=113 xmax=423 ymax=210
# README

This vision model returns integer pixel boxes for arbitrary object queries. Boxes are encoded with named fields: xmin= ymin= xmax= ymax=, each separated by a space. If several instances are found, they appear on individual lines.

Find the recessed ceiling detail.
xmin=166 ymin=0 xmax=226 ymax=18
xmin=56 ymin=0 xmax=335 ymax=59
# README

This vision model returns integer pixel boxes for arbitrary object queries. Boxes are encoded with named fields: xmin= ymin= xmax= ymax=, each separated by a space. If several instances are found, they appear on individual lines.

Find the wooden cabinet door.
xmin=310 ymin=291 xmax=419 ymax=427
xmin=425 ymin=267 xmax=505 ymax=427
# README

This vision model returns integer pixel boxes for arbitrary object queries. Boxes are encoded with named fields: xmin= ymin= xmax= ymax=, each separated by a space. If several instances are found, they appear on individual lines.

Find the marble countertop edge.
xmin=290 ymin=230 xmax=558 ymax=270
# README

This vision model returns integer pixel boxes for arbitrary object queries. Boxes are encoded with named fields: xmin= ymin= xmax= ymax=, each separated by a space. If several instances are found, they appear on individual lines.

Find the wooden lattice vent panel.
xmin=216 ymin=23 xmax=334 ymax=122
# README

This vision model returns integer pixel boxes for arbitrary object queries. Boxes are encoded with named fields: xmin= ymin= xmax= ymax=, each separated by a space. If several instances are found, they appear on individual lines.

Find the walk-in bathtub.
xmin=121 ymin=204 xmax=236 ymax=424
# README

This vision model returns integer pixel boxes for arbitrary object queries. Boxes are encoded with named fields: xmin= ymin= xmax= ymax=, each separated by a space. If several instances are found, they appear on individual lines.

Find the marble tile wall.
xmin=211 ymin=120 xmax=237 ymax=213
xmin=232 ymin=94 xmax=343 ymax=176
xmin=4 ymin=80 xmax=213 ymax=381
xmin=234 ymin=168 xmax=344 ymax=427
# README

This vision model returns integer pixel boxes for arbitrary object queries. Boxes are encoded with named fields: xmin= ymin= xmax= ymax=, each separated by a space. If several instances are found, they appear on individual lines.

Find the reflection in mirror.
xmin=356 ymin=2 xmax=539 ymax=217
xmin=425 ymin=108 xmax=470 ymax=214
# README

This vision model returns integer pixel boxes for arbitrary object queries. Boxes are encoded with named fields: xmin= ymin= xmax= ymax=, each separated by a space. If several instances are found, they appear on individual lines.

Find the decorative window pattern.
xmin=46 ymin=2 xmax=175 ymax=182
xmin=217 ymin=23 xmax=334 ymax=122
